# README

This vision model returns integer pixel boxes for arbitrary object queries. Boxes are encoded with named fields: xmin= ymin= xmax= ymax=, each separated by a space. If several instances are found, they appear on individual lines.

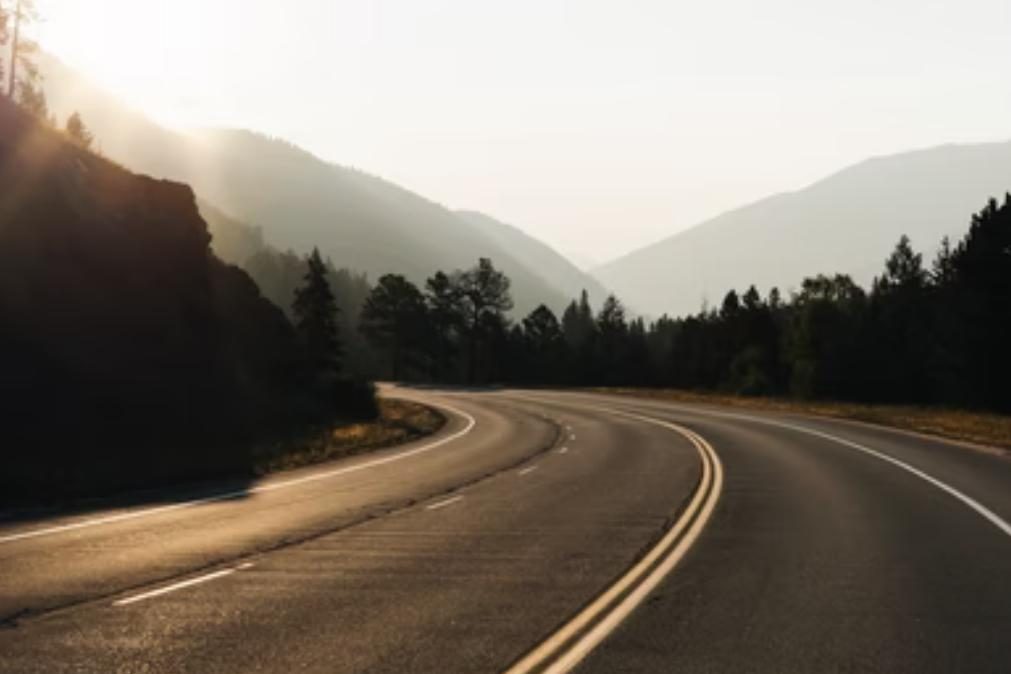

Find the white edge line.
xmin=113 ymin=563 xmax=255 ymax=607
xmin=426 ymin=495 xmax=464 ymax=511
xmin=0 ymin=400 xmax=477 ymax=545
xmin=518 ymin=466 xmax=538 ymax=476
xmin=562 ymin=392 xmax=1011 ymax=540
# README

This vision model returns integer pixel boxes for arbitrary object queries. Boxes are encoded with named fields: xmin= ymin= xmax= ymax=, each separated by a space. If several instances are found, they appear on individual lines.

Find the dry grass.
xmin=254 ymin=399 xmax=446 ymax=474
xmin=589 ymin=388 xmax=1011 ymax=454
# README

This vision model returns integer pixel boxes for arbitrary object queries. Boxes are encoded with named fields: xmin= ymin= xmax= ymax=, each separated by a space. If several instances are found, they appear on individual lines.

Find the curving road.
xmin=0 ymin=387 xmax=1008 ymax=673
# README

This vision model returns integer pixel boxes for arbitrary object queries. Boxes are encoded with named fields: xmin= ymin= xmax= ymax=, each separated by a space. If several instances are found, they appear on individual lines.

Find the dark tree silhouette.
xmin=941 ymin=195 xmax=1011 ymax=409
xmin=65 ymin=111 xmax=94 ymax=149
xmin=425 ymin=270 xmax=463 ymax=380
xmin=360 ymin=274 xmax=427 ymax=380
xmin=595 ymin=295 xmax=628 ymax=384
xmin=519 ymin=304 xmax=566 ymax=383
xmin=293 ymin=248 xmax=343 ymax=387
xmin=210 ymin=197 xmax=1011 ymax=409
xmin=455 ymin=258 xmax=513 ymax=383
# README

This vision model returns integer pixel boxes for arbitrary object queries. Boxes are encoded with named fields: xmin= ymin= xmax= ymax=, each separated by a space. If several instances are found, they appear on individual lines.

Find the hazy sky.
xmin=34 ymin=0 xmax=1011 ymax=266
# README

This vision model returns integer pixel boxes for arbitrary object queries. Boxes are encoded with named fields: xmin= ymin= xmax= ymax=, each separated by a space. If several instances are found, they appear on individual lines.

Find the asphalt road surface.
xmin=0 ymin=387 xmax=1008 ymax=673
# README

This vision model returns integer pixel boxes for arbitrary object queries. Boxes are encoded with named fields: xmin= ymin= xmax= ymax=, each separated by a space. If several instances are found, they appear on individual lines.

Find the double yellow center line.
xmin=503 ymin=403 xmax=724 ymax=674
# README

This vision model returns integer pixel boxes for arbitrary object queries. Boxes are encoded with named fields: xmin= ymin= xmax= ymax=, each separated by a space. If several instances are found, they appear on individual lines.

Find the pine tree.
xmin=455 ymin=258 xmax=512 ymax=383
xmin=424 ymin=270 xmax=463 ymax=380
xmin=292 ymin=248 xmax=342 ymax=386
xmin=16 ymin=77 xmax=46 ymax=118
xmin=6 ymin=0 xmax=40 ymax=102
xmin=360 ymin=274 xmax=427 ymax=380
xmin=65 ymin=111 xmax=94 ymax=149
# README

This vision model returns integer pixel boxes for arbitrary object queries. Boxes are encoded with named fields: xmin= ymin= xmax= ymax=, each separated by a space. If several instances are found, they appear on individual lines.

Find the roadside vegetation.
xmin=254 ymin=398 xmax=445 ymax=474
xmin=346 ymin=197 xmax=1011 ymax=415
xmin=590 ymin=388 xmax=1011 ymax=454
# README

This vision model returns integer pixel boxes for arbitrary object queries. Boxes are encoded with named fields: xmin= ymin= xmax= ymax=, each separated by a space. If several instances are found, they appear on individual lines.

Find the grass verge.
xmin=588 ymin=388 xmax=1011 ymax=455
xmin=254 ymin=398 xmax=446 ymax=474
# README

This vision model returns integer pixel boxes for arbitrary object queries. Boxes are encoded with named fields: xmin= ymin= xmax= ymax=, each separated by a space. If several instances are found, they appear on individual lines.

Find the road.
xmin=0 ymin=387 xmax=1009 ymax=673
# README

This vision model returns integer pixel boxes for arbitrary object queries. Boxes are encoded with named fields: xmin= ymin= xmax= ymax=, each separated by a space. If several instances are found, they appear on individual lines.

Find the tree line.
xmin=1 ymin=0 xmax=96 ymax=147
xmin=292 ymin=195 xmax=1009 ymax=412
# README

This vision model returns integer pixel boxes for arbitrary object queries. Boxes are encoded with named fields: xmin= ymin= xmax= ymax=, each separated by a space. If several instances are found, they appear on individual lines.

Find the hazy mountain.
xmin=38 ymin=54 xmax=604 ymax=317
xmin=595 ymin=141 xmax=1011 ymax=317
xmin=456 ymin=210 xmax=611 ymax=310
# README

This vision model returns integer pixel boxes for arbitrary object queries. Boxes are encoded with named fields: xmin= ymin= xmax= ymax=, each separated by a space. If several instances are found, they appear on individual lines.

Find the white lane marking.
xmin=505 ymin=405 xmax=723 ymax=674
xmin=0 ymin=401 xmax=477 ymax=545
xmin=113 ymin=563 xmax=254 ymax=606
xmin=762 ymin=417 xmax=1011 ymax=538
xmin=558 ymin=447 xmax=569 ymax=455
xmin=518 ymin=466 xmax=538 ymax=476
xmin=426 ymin=495 xmax=464 ymax=511
xmin=569 ymin=434 xmax=576 ymax=441
xmin=562 ymin=392 xmax=1011 ymax=540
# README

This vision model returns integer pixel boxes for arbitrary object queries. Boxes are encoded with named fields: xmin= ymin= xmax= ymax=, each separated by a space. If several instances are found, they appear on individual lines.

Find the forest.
xmin=310 ymin=195 xmax=1010 ymax=413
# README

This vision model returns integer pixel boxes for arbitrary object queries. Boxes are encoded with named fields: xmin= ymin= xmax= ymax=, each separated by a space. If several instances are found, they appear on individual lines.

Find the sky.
xmin=33 ymin=0 xmax=1011 ymax=266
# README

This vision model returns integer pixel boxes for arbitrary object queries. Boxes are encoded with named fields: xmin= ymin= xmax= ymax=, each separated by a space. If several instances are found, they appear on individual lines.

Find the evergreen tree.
xmin=424 ymin=270 xmax=463 ymax=380
xmin=931 ymin=236 xmax=955 ymax=286
xmin=65 ymin=111 xmax=94 ymax=149
xmin=944 ymin=195 xmax=1011 ymax=409
xmin=520 ymin=304 xmax=566 ymax=383
xmin=869 ymin=235 xmax=931 ymax=402
xmin=16 ymin=77 xmax=46 ymax=118
xmin=292 ymin=248 xmax=342 ymax=386
xmin=455 ymin=258 xmax=513 ymax=383
xmin=360 ymin=274 xmax=427 ymax=380
xmin=561 ymin=291 xmax=595 ymax=348
xmin=6 ymin=0 xmax=40 ymax=103
xmin=596 ymin=295 xmax=628 ymax=384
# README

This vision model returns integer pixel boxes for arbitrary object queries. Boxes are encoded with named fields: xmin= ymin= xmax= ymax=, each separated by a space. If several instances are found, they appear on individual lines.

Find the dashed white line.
xmin=426 ymin=495 xmax=464 ymax=511
xmin=113 ymin=563 xmax=255 ymax=606
xmin=518 ymin=466 xmax=538 ymax=476
xmin=504 ymin=403 xmax=723 ymax=674
xmin=558 ymin=447 xmax=569 ymax=455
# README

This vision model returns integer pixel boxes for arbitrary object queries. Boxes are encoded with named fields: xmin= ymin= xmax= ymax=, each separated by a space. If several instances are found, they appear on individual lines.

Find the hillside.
xmin=595 ymin=141 xmax=1011 ymax=317
xmin=456 ymin=210 xmax=611 ymax=310
xmin=0 ymin=97 xmax=327 ymax=501
xmin=38 ymin=54 xmax=604 ymax=316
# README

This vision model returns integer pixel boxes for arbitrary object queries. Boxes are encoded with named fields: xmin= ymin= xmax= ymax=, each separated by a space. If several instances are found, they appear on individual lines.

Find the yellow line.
xmin=503 ymin=401 xmax=723 ymax=674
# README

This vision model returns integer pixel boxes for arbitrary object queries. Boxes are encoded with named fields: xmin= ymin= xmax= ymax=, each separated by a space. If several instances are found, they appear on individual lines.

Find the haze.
xmin=35 ymin=0 xmax=1011 ymax=265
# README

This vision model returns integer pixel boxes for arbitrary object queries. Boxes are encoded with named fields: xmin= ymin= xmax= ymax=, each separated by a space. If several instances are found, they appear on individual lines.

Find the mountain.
xmin=0 ymin=96 xmax=337 ymax=502
xmin=37 ymin=54 xmax=605 ymax=317
xmin=456 ymin=210 xmax=611 ymax=309
xmin=594 ymin=141 xmax=1011 ymax=317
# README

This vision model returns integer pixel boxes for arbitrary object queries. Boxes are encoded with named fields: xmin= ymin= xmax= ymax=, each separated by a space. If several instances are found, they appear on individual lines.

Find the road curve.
xmin=0 ymin=387 xmax=1009 ymax=673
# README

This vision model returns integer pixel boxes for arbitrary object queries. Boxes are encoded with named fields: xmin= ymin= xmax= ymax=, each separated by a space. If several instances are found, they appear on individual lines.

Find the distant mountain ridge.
xmin=456 ymin=210 xmax=611 ymax=309
xmin=594 ymin=140 xmax=1011 ymax=316
xmin=37 ymin=53 xmax=607 ymax=316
